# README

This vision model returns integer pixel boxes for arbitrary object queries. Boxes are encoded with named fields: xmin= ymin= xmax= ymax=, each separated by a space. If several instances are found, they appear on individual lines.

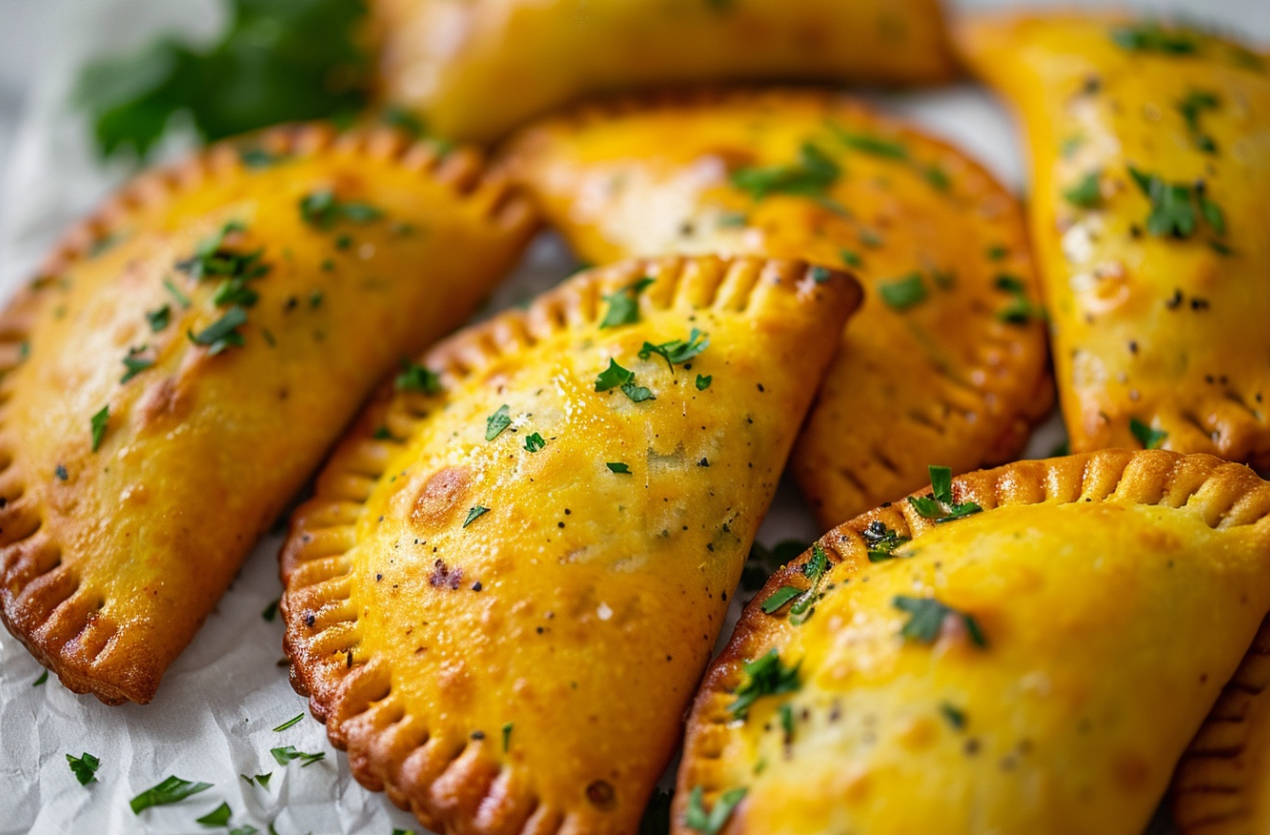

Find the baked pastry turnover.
xmin=677 ymin=450 xmax=1270 ymax=835
xmin=280 ymin=255 xmax=862 ymax=835
xmin=0 ymin=124 xmax=535 ymax=704
xmin=500 ymin=89 xmax=1051 ymax=529
xmin=369 ymin=0 xmax=958 ymax=142
xmin=960 ymin=14 xmax=1270 ymax=467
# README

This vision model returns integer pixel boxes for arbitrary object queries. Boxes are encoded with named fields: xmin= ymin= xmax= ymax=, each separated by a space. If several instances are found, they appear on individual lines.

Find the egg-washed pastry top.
xmin=280 ymin=254 xmax=861 ymax=835
xmin=0 ymin=123 xmax=535 ymax=704
xmin=499 ymin=88 xmax=1051 ymax=529
xmin=369 ymin=0 xmax=958 ymax=142
xmin=960 ymin=14 xmax=1270 ymax=466
xmin=677 ymin=450 xmax=1270 ymax=835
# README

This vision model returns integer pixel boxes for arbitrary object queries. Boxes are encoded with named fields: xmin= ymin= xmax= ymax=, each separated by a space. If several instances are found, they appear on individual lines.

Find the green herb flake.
xmin=595 ymin=358 xmax=636 ymax=392
xmin=395 ymin=361 xmax=442 ymax=395
xmin=695 ymin=374 xmax=712 ymax=391
xmin=270 ymin=746 xmax=325 ymax=767
xmin=67 ymin=752 xmax=101 ymax=785
xmin=240 ymin=773 xmax=272 ymax=789
xmin=1063 ymin=171 xmax=1103 ymax=208
xmin=729 ymin=648 xmax=800 ymax=719
xmin=261 ymin=598 xmax=279 ymax=622
xmin=1111 ymin=22 xmax=1199 ymax=55
xmin=120 ymin=348 xmax=155 ymax=383
xmin=163 ymin=277 xmax=192 ymax=308
xmin=940 ymin=702 xmax=967 ymax=731
xmin=907 ymin=465 xmax=983 ymax=524
xmin=684 ymin=785 xmax=747 ymax=835
xmin=272 ymin=713 xmax=304 ymax=732
xmin=730 ymin=142 xmax=841 ymax=202
xmin=485 ymin=405 xmax=512 ymax=441
xmin=639 ymin=328 xmax=709 ymax=371
xmin=146 ymin=304 xmax=171 ymax=332
xmin=1127 ymin=166 xmax=1226 ymax=239
xmin=299 ymin=189 xmax=384 ymax=230
xmin=809 ymin=265 xmax=833 ymax=284
xmin=196 ymin=802 xmax=232 ymax=827
xmin=986 ymin=245 xmax=1009 ymax=261
xmin=90 ymin=405 xmax=109 ymax=452
xmin=463 ymin=506 xmax=490 ymax=528
xmin=606 ymin=462 xmax=632 ymax=474
xmin=130 ymin=776 xmax=213 ymax=814
xmin=524 ymin=432 xmax=546 ymax=452
xmin=862 ymin=520 xmax=910 ymax=562
xmin=893 ymin=595 xmax=988 ymax=648
xmin=33 ymin=670 xmax=48 ymax=686
xmin=830 ymin=125 xmax=909 ymax=159
xmin=1130 ymin=417 xmax=1168 ymax=449
xmin=621 ymin=383 xmax=654 ymax=403
xmin=840 ymin=249 xmax=863 ymax=268
xmin=859 ymin=228 xmax=884 ymax=248
xmin=600 ymin=277 xmax=654 ymax=329
xmin=1177 ymin=90 xmax=1220 ymax=153
xmin=188 ymin=305 xmax=249 ymax=355
xmin=1061 ymin=135 xmax=1086 ymax=159
xmin=760 ymin=585 xmax=803 ymax=614
xmin=502 ymin=722 xmax=513 ymax=753
xmin=923 ymin=165 xmax=952 ymax=192
xmin=878 ymin=273 xmax=927 ymax=310
xmin=716 ymin=210 xmax=748 ymax=227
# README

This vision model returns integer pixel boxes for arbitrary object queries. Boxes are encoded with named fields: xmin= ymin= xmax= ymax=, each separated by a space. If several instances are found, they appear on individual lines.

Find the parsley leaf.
xmin=67 ymin=752 xmax=101 ymax=785
xmin=759 ymin=585 xmax=802 ymax=614
xmin=862 ymin=520 xmax=909 ymax=562
xmin=176 ymin=223 xmax=267 ymax=283
xmin=893 ymin=596 xmax=988 ymax=648
xmin=74 ymin=0 xmax=369 ymax=160
xmin=394 ymin=361 xmax=442 ymax=395
xmin=1063 ymin=171 xmax=1102 ymax=208
xmin=639 ymin=329 xmax=709 ymax=371
xmin=830 ymin=125 xmax=908 ymax=159
xmin=621 ymin=383 xmax=654 ymax=402
xmin=196 ymin=802 xmax=232 ymax=826
xmin=1130 ymin=417 xmax=1168 ymax=449
xmin=595 ymin=359 xmax=635 ymax=392
xmin=120 ymin=348 xmax=155 ymax=383
xmin=695 ymin=374 xmax=712 ymax=391
xmin=907 ymin=465 xmax=983 ymax=523
xmin=730 ymin=142 xmax=841 ymax=201
xmin=164 ymin=277 xmax=192 ymax=308
xmin=940 ymin=702 xmax=967 ymax=731
xmin=840 ymin=249 xmax=863 ymax=268
xmin=463 ymin=506 xmax=489 ymax=528
xmin=787 ymin=545 xmax=832 ymax=625
xmin=485 ymin=405 xmax=512 ymax=441
xmin=502 ymin=722 xmax=513 ymax=752
xmin=146 ymin=304 xmax=171 ymax=332
xmin=240 ymin=773 xmax=272 ymax=788
xmin=728 ymin=650 xmax=799 ymax=720
xmin=270 ymin=746 xmax=325 ymax=767
xmin=1111 ymin=22 xmax=1199 ymax=55
xmin=1178 ymin=90 xmax=1220 ymax=153
xmin=600 ymin=277 xmax=654 ymax=329
xmin=878 ymin=273 xmax=927 ymax=310
xmin=1129 ymin=166 xmax=1197 ymax=237
xmin=188 ymin=305 xmax=249 ymax=355
xmin=130 ymin=776 xmax=213 ymax=813
xmin=261 ymin=598 xmax=279 ymax=621
xmin=33 ymin=670 xmax=48 ymax=686
xmin=684 ymin=786 xmax=746 ymax=835
xmin=299 ymin=189 xmax=384 ymax=230
xmin=524 ymin=432 xmax=546 ymax=452
xmin=272 ymin=714 xmax=304 ymax=732
xmin=90 ymin=406 xmax=109 ymax=452
xmin=606 ymin=462 xmax=632 ymax=474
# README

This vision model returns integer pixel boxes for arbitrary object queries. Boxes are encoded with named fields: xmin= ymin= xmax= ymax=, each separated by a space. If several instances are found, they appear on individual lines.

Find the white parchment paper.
xmin=0 ymin=1 xmax=1266 ymax=833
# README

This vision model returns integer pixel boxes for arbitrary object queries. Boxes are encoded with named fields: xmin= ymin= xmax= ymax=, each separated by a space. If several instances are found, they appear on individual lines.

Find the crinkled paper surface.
xmin=0 ymin=0 xmax=1264 ymax=832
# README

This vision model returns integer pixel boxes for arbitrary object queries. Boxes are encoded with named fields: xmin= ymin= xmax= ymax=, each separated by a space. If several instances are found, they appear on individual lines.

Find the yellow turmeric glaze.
xmin=281 ymin=255 xmax=861 ymax=835
xmin=677 ymin=451 xmax=1270 ymax=835
xmin=0 ymin=124 xmax=535 ymax=704
xmin=500 ymin=89 xmax=1051 ymax=528
xmin=960 ymin=14 xmax=1270 ymax=466
xmin=369 ymin=0 xmax=957 ymax=142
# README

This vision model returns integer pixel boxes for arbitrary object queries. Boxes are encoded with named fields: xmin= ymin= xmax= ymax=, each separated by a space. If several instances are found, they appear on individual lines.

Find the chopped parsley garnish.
xmin=270 ymin=746 xmax=325 ymax=767
xmin=163 ymin=277 xmax=192 ymax=308
xmin=760 ymin=585 xmax=803 ymax=614
xmin=463 ymin=506 xmax=489 ymax=528
xmin=893 ymin=596 xmax=988 ymax=648
xmin=502 ymin=722 xmax=513 ymax=752
xmin=146 ymin=305 xmax=171 ymax=332
xmin=595 ymin=359 xmax=655 ymax=402
xmin=67 ymin=752 xmax=101 ymax=785
xmin=212 ymin=277 xmax=259 ymax=308
xmin=639 ymin=328 xmax=709 ymax=371
xmin=728 ymin=650 xmax=800 ymax=720
xmin=524 ymin=433 xmax=546 ymax=452
xmin=830 ymin=125 xmax=908 ymax=159
xmin=1128 ymin=167 xmax=1226 ymax=240
xmin=786 ymin=545 xmax=832 ymax=625
xmin=485 ymin=405 xmax=512 ymax=441
xmin=120 ymin=348 xmax=155 ymax=383
xmin=994 ymin=274 xmax=1026 ymax=294
xmin=599 ymin=277 xmax=654 ymax=329
xmin=188 ymin=305 xmax=249 ymax=355
xmin=730 ymin=142 xmax=841 ymax=201
xmin=240 ymin=773 xmax=272 ymax=788
xmin=176 ymin=222 xmax=268 ymax=283
xmin=986 ymin=245 xmax=1008 ymax=261
xmin=1111 ymin=22 xmax=1198 ymax=55
xmin=196 ymin=802 xmax=232 ymax=826
xmin=840 ymin=249 xmax=863 ymax=268
xmin=606 ymin=462 xmax=632 ymax=474
xmin=1130 ymin=417 xmax=1168 ymax=449
xmin=863 ymin=520 xmax=909 ymax=562
xmin=90 ymin=406 xmax=109 ymax=452
xmin=684 ymin=786 xmax=747 ymax=835
xmin=130 ymin=776 xmax=213 ymax=813
xmin=272 ymin=714 xmax=304 ymax=732
xmin=1063 ymin=171 xmax=1102 ymax=208
xmin=717 ymin=210 xmax=748 ymax=227
xmin=394 ymin=361 xmax=442 ymax=394
xmin=695 ymin=374 xmax=712 ymax=391
xmin=33 ymin=670 xmax=48 ymax=686
xmin=923 ymin=165 xmax=952 ymax=192
xmin=908 ymin=465 xmax=982 ymax=523
xmin=261 ymin=598 xmax=279 ymax=621
xmin=992 ymin=276 xmax=1044 ymax=325
xmin=299 ymin=189 xmax=384 ymax=230
xmin=859 ymin=228 xmax=884 ymax=248
xmin=1178 ymin=90 xmax=1220 ymax=153
xmin=940 ymin=702 xmax=967 ymax=731
xmin=878 ymin=272 xmax=926 ymax=310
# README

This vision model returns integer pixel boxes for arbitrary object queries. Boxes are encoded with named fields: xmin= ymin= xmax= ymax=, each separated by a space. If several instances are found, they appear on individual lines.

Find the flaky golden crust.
xmin=677 ymin=450 xmax=1270 ymax=835
xmin=498 ymin=87 xmax=1052 ymax=529
xmin=959 ymin=13 xmax=1270 ymax=467
xmin=281 ymin=255 xmax=862 ymax=835
xmin=0 ymin=123 xmax=536 ymax=704
xmin=1173 ymin=615 xmax=1270 ymax=834
xmin=369 ymin=0 xmax=958 ymax=142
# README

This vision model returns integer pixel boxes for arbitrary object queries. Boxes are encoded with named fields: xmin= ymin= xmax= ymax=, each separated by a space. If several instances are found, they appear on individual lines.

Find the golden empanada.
xmin=1173 ymin=615 xmax=1270 ymax=834
xmin=369 ymin=0 xmax=958 ymax=142
xmin=0 ymin=124 xmax=535 ymax=704
xmin=280 ymin=255 xmax=861 ymax=834
xmin=960 ymin=14 xmax=1270 ymax=466
xmin=499 ymin=89 xmax=1051 ymax=529
xmin=676 ymin=450 xmax=1270 ymax=835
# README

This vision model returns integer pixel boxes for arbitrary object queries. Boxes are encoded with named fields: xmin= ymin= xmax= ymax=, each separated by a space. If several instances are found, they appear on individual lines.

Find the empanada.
xmin=280 ymin=255 xmax=861 ymax=834
xmin=960 ymin=14 xmax=1270 ymax=466
xmin=1173 ymin=615 xmax=1270 ymax=834
xmin=0 ymin=124 xmax=536 ymax=704
xmin=369 ymin=0 xmax=958 ymax=142
xmin=676 ymin=450 xmax=1270 ymax=835
xmin=499 ymin=89 xmax=1051 ymax=529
